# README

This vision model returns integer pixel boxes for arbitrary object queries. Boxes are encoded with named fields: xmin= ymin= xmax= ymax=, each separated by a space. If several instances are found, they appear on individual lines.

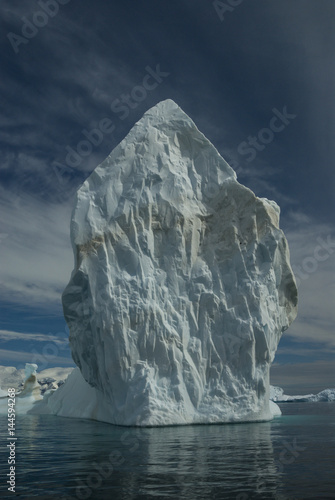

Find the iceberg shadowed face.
xmin=61 ymin=99 xmax=298 ymax=426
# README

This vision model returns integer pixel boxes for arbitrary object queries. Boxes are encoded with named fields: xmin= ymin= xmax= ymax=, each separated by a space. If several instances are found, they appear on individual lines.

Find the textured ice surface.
xmin=51 ymin=99 xmax=297 ymax=426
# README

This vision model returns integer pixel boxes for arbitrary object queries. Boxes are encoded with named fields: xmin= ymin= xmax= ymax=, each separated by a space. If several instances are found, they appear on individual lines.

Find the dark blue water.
xmin=1 ymin=403 xmax=335 ymax=499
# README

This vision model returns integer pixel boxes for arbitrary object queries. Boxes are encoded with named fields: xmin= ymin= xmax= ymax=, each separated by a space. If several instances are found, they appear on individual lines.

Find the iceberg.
xmin=0 ymin=363 xmax=42 ymax=415
xmin=0 ymin=364 xmax=74 ymax=414
xmin=270 ymin=385 xmax=335 ymax=403
xmin=35 ymin=99 xmax=298 ymax=426
xmin=0 ymin=365 xmax=74 ymax=394
xmin=17 ymin=363 xmax=41 ymax=398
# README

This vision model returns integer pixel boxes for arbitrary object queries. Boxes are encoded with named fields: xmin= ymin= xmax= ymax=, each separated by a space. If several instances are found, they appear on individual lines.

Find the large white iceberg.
xmin=36 ymin=99 xmax=297 ymax=426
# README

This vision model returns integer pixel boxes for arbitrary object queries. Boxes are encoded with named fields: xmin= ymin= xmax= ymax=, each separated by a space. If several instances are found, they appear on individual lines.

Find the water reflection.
xmin=123 ymin=422 xmax=281 ymax=500
xmin=2 ymin=405 xmax=334 ymax=499
xmin=1 ymin=415 xmax=285 ymax=499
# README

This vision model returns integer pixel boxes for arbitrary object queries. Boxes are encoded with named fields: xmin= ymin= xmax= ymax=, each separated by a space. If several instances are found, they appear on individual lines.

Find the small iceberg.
xmin=270 ymin=385 xmax=335 ymax=403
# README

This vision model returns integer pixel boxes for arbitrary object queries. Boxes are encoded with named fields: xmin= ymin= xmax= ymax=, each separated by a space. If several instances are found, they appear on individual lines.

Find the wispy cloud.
xmin=0 ymin=329 xmax=68 ymax=345
xmin=0 ymin=348 xmax=74 ymax=367
xmin=0 ymin=188 xmax=73 ymax=310
xmin=276 ymin=344 xmax=335 ymax=358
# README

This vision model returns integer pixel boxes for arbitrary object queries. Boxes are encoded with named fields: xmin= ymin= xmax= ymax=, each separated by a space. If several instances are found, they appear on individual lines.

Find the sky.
xmin=0 ymin=0 xmax=334 ymax=393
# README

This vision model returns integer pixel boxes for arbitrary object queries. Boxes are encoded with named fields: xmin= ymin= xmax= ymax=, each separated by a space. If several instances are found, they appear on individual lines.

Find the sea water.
xmin=1 ymin=403 xmax=334 ymax=499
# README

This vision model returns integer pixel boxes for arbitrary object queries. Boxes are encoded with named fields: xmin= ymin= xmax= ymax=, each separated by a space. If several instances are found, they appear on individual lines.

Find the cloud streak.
xmin=0 ymin=329 xmax=68 ymax=345
xmin=0 ymin=348 xmax=74 ymax=367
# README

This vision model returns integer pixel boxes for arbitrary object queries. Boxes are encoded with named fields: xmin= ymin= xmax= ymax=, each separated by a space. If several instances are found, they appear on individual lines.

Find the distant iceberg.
xmin=270 ymin=385 xmax=335 ymax=403
xmin=0 ymin=364 xmax=42 ymax=414
xmin=0 ymin=364 xmax=74 ymax=415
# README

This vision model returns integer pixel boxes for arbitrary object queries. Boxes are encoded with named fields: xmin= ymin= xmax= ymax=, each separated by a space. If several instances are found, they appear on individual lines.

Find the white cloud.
xmin=0 ymin=329 xmax=69 ymax=346
xmin=286 ymin=211 xmax=311 ymax=225
xmin=0 ymin=348 xmax=74 ymax=367
xmin=276 ymin=345 xmax=334 ymax=358
xmin=0 ymin=188 xmax=73 ymax=309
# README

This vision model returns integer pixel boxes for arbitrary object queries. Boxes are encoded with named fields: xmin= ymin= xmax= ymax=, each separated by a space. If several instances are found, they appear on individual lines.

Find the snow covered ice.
xmin=34 ymin=99 xmax=298 ymax=425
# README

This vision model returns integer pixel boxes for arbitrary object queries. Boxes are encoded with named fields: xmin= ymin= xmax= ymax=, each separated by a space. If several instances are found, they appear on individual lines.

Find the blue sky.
xmin=0 ymin=0 xmax=334 ymax=392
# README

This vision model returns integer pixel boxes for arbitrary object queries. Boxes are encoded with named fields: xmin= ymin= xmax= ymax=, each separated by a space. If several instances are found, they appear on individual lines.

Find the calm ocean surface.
xmin=1 ymin=403 xmax=334 ymax=500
